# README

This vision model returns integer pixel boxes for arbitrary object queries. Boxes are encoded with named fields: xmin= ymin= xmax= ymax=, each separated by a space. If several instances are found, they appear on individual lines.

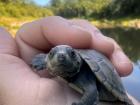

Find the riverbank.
xmin=1 ymin=16 xmax=140 ymax=37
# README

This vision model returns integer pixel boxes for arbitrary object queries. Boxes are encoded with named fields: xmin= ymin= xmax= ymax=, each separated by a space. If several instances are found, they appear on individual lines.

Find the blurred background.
xmin=0 ymin=0 xmax=140 ymax=102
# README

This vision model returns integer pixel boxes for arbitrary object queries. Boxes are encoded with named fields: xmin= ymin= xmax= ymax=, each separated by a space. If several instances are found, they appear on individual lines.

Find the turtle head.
xmin=47 ymin=45 xmax=82 ymax=78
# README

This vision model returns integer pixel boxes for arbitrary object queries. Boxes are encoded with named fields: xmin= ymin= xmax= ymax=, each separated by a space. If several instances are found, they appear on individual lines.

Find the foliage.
xmin=50 ymin=0 xmax=140 ymax=18
xmin=0 ymin=1 xmax=53 ymax=18
xmin=50 ymin=0 xmax=111 ymax=18
xmin=0 ymin=0 xmax=140 ymax=19
xmin=95 ymin=0 xmax=140 ymax=18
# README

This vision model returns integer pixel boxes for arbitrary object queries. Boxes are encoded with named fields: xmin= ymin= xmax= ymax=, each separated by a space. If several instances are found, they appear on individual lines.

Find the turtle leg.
xmin=70 ymin=71 xmax=99 ymax=105
xmin=72 ymin=82 xmax=99 ymax=105
xmin=31 ymin=54 xmax=47 ymax=71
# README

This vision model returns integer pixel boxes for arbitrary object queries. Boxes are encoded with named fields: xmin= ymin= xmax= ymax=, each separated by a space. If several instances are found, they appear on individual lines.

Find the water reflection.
xmin=100 ymin=27 xmax=140 ymax=101
xmin=101 ymin=27 xmax=140 ymax=61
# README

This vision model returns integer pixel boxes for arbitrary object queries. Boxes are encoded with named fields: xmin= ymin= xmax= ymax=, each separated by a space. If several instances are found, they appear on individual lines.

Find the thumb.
xmin=0 ymin=27 xmax=18 ymax=56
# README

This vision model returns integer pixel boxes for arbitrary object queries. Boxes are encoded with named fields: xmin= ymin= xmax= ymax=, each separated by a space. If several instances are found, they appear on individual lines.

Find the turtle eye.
xmin=66 ymin=47 xmax=76 ymax=58
xmin=77 ymin=61 xmax=80 ymax=65
xmin=49 ymin=48 xmax=55 ymax=57
xmin=49 ymin=51 xmax=54 ymax=57
xmin=70 ymin=50 xmax=76 ymax=58
xmin=49 ymin=51 xmax=53 ymax=56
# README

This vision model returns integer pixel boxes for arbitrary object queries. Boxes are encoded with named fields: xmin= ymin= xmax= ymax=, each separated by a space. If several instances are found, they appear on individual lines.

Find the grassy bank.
xmin=91 ymin=17 xmax=140 ymax=29
xmin=1 ymin=16 xmax=140 ymax=37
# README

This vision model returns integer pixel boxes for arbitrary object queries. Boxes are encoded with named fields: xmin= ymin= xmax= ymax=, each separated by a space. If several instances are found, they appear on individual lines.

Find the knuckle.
xmin=107 ymin=37 xmax=122 ymax=51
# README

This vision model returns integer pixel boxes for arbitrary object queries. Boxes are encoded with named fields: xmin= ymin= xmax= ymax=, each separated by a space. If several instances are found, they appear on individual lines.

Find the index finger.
xmin=15 ymin=16 xmax=92 ymax=63
xmin=69 ymin=19 xmax=133 ymax=76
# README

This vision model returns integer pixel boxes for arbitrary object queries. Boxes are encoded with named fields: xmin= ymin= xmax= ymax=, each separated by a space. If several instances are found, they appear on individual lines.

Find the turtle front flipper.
xmin=31 ymin=54 xmax=47 ymax=71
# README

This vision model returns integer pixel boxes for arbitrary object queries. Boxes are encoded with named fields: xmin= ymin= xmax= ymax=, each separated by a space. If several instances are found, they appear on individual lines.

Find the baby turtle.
xmin=31 ymin=45 xmax=133 ymax=105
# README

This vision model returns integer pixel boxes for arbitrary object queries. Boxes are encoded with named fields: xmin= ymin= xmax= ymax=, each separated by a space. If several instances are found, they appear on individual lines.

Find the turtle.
xmin=31 ymin=45 xmax=133 ymax=105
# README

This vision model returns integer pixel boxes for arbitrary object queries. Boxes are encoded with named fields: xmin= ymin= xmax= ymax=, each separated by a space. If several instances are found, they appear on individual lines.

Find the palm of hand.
xmin=0 ymin=54 xmax=80 ymax=105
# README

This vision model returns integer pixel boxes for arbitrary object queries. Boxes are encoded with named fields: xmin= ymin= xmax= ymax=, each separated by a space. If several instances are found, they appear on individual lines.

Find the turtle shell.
xmin=76 ymin=49 xmax=133 ymax=105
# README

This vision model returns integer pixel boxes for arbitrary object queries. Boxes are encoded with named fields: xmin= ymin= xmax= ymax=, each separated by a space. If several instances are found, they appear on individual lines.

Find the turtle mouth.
xmin=58 ymin=63 xmax=67 ymax=66
xmin=56 ymin=62 xmax=71 ymax=68
xmin=48 ymin=60 xmax=80 ymax=77
xmin=53 ymin=69 xmax=79 ymax=77
xmin=51 ymin=63 xmax=79 ymax=77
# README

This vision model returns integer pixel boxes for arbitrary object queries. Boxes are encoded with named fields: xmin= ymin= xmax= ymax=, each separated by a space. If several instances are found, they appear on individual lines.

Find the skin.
xmin=0 ymin=16 xmax=139 ymax=105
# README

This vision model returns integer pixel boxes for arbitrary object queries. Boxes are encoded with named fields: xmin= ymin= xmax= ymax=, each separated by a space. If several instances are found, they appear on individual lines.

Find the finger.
xmin=0 ymin=27 xmax=19 ymax=56
xmin=70 ymin=19 xmax=133 ymax=76
xmin=16 ymin=16 xmax=92 ymax=64
xmin=70 ymin=19 xmax=114 ymax=56
xmin=109 ymin=38 xmax=133 ymax=76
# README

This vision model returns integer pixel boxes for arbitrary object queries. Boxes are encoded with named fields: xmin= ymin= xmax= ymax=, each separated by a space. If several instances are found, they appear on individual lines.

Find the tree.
xmin=101 ymin=0 xmax=140 ymax=18
xmin=50 ymin=0 xmax=111 ymax=18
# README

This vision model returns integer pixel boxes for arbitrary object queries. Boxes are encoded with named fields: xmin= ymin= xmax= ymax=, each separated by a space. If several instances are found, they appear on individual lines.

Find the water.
xmin=101 ymin=27 xmax=140 ymax=101
xmin=122 ymin=64 xmax=140 ymax=101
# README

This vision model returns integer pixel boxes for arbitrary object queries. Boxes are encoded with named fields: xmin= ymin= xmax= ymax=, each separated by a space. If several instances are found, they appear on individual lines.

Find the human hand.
xmin=0 ymin=16 xmax=136 ymax=105
xmin=16 ymin=16 xmax=133 ymax=77
xmin=0 ymin=27 xmax=80 ymax=105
